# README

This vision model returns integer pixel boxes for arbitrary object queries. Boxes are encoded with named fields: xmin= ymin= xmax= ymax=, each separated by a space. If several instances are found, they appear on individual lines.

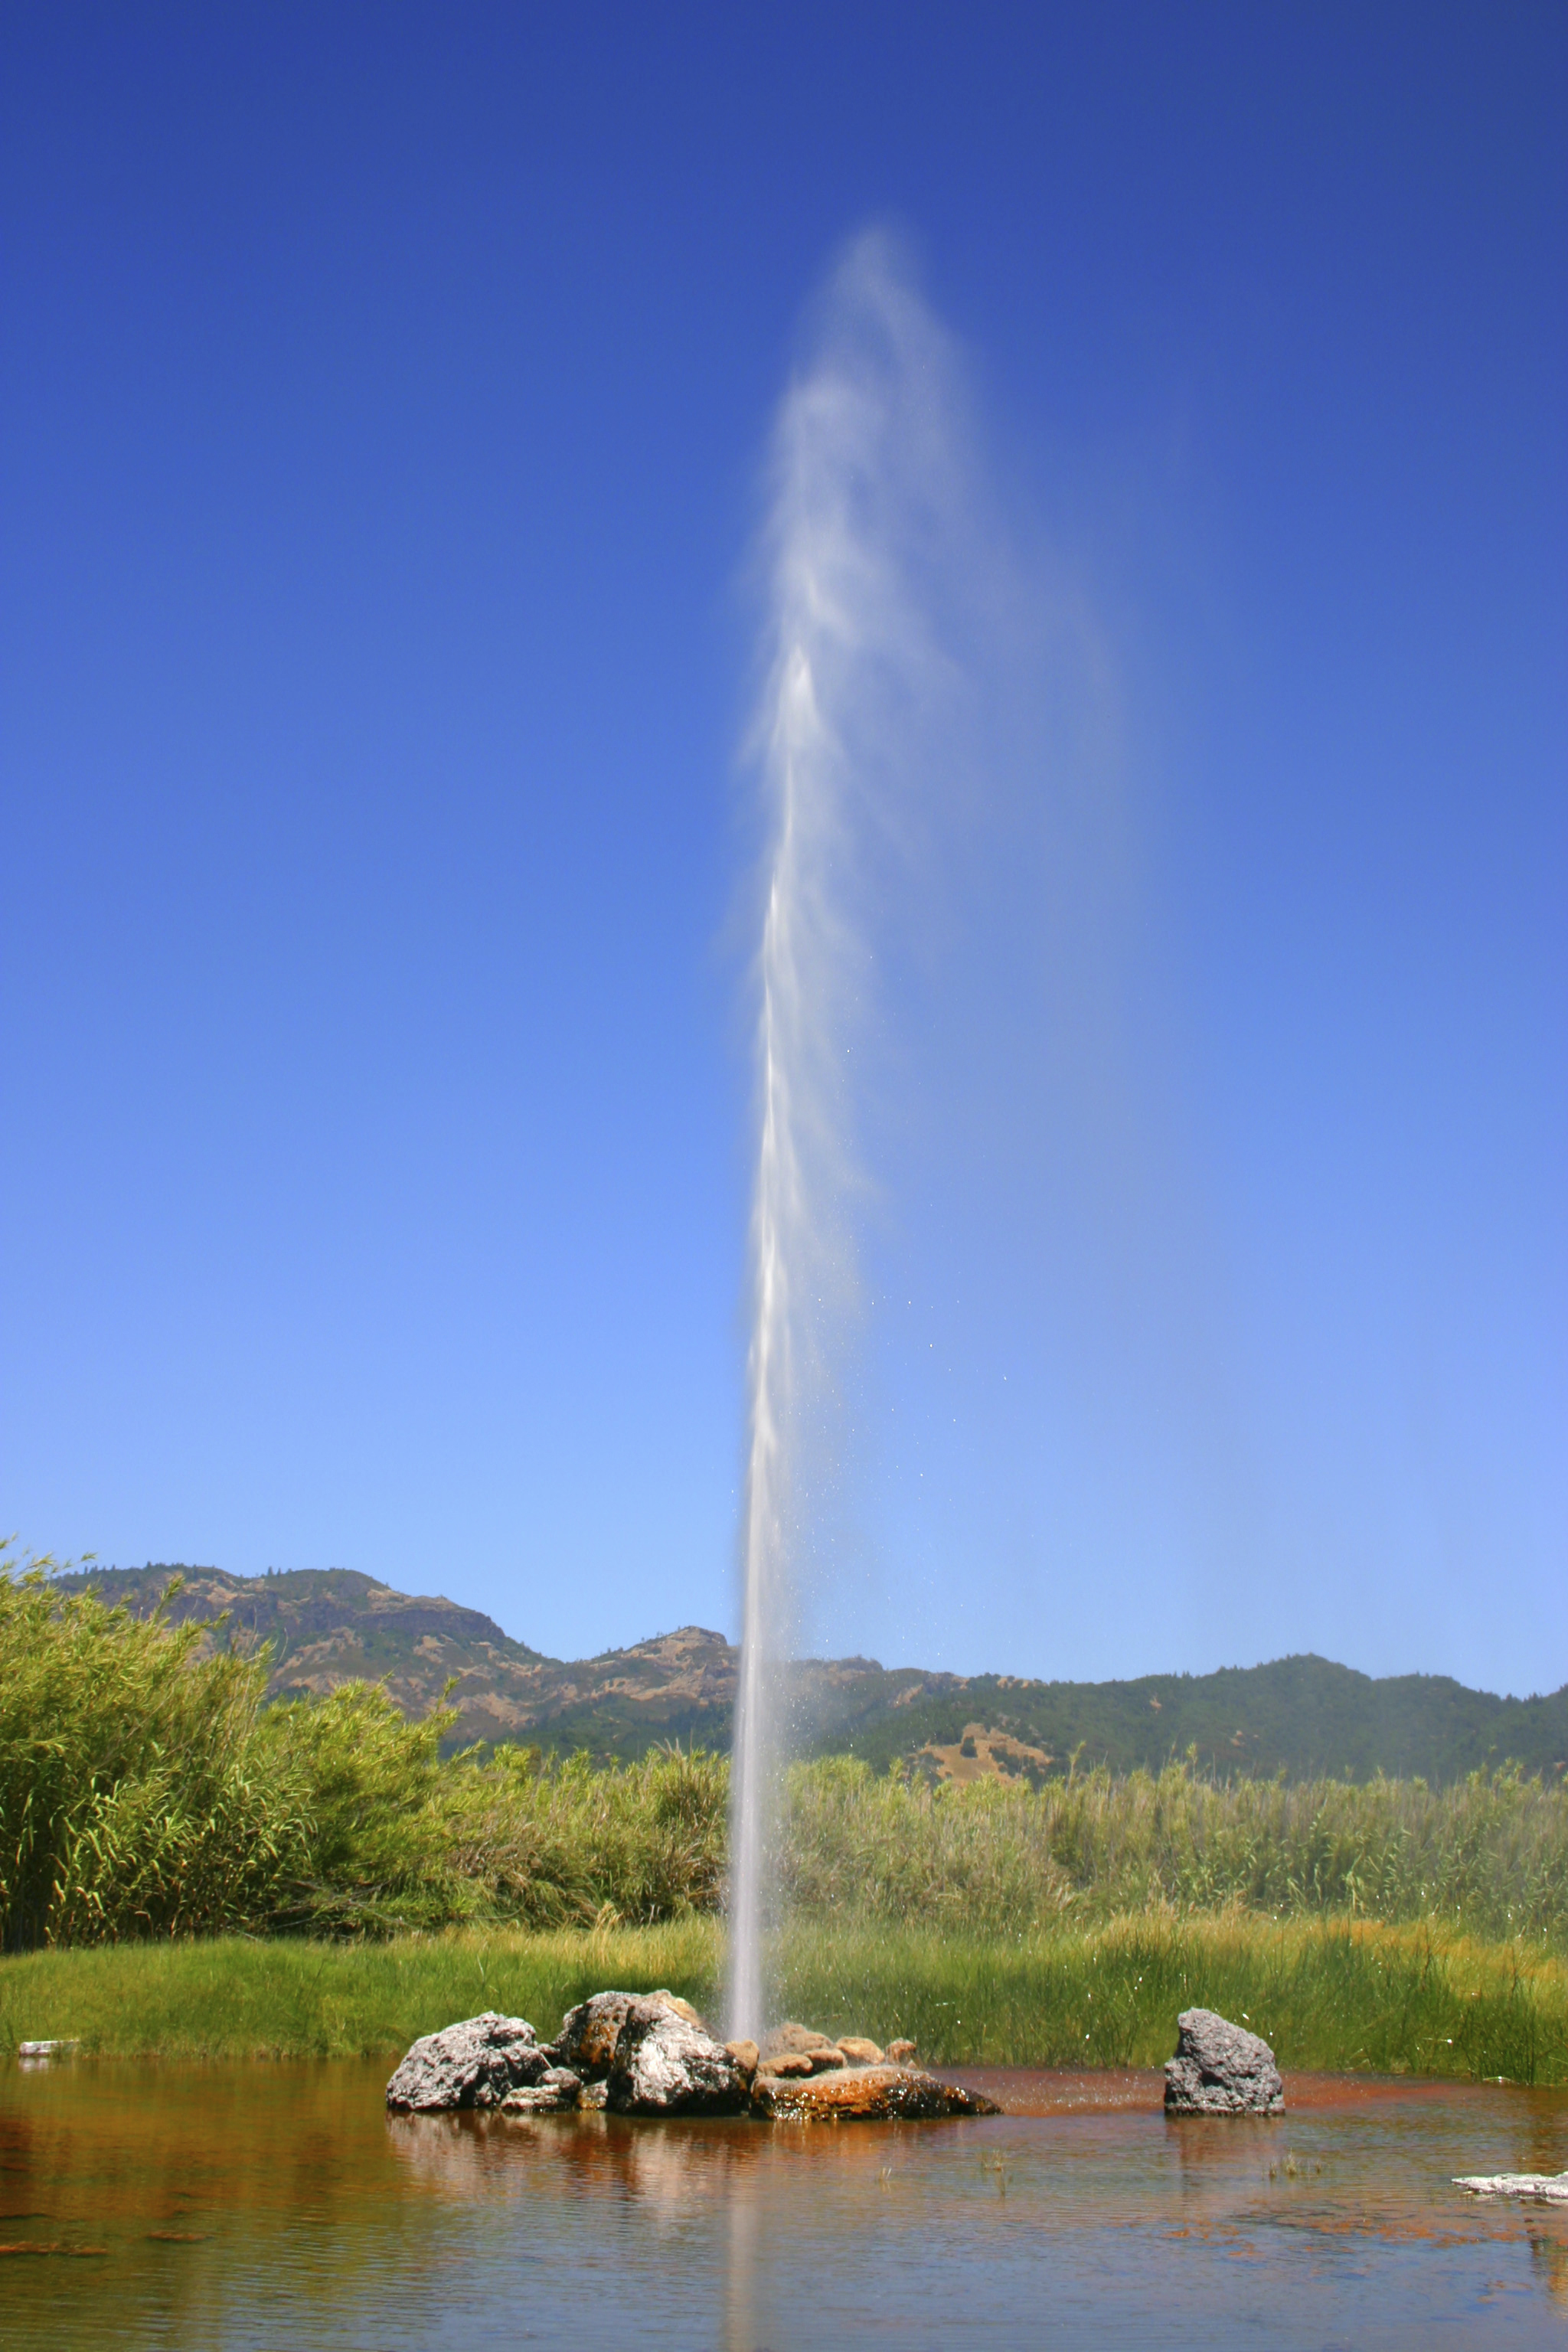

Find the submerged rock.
xmin=606 ymin=1997 xmax=751 ymax=2115
xmin=550 ymin=1989 xmax=702 ymax=2081
xmin=501 ymin=2066 xmax=583 ymax=2114
xmin=1455 ymin=2170 xmax=1568 ymax=2203
xmin=750 ymin=2063 xmax=1000 ymax=2122
xmin=1164 ymin=2009 xmax=1284 ymax=2115
xmin=386 ymin=2013 xmax=548 ymax=2112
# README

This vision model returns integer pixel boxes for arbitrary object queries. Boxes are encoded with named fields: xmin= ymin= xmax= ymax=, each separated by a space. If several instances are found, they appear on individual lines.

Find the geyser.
xmin=725 ymin=234 xmax=970 ymax=2040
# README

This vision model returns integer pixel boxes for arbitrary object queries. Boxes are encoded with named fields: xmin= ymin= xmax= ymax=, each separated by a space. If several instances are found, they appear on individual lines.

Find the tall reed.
xmin=781 ymin=1754 xmax=1568 ymax=1945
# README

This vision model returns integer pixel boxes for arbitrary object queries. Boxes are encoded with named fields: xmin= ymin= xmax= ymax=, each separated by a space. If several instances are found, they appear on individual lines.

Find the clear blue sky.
xmin=2 ymin=3 xmax=1563 ymax=1692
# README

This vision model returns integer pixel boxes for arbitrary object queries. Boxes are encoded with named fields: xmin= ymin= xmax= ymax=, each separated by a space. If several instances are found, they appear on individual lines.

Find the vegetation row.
xmin=4 ymin=1565 xmax=1566 ymax=1954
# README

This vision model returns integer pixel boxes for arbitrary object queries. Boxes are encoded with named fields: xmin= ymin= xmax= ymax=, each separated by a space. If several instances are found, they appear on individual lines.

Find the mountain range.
xmin=55 ymin=1563 xmax=1568 ymax=1787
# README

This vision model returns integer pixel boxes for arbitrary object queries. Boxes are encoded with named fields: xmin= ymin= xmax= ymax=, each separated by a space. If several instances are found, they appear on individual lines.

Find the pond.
xmin=2 ymin=2060 xmax=1565 ymax=2347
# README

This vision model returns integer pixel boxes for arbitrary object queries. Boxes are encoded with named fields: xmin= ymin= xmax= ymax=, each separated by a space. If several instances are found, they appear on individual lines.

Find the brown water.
xmin=2 ymin=2060 xmax=1566 ymax=2347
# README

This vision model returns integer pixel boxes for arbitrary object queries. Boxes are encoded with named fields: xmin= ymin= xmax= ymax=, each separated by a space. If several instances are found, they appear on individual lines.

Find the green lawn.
xmin=4 ymin=1914 xmax=1566 ymax=2084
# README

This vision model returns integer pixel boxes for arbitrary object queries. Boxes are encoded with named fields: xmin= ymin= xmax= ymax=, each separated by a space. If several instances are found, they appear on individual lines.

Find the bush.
xmin=0 ymin=1554 xmax=727 ymax=1947
xmin=0 ymin=1557 xmax=307 ymax=1949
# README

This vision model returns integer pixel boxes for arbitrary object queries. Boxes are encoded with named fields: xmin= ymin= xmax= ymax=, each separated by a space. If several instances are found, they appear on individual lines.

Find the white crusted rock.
xmin=549 ymin=1988 xmax=703 ymax=2080
xmin=1455 ymin=2171 xmax=1568 ymax=2203
xmin=501 ymin=2066 xmax=583 ymax=2114
xmin=386 ymin=2013 xmax=547 ymax=2112
xmin=606 ymin=1997 xmax=750 ymax=2115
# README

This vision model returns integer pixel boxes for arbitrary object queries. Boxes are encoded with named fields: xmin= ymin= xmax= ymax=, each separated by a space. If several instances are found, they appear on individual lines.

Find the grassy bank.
xmin=0 ymin=1920 xmax=722 ymax=2062
xmin=5 ymin=1916 xmax=1567 ymax=2085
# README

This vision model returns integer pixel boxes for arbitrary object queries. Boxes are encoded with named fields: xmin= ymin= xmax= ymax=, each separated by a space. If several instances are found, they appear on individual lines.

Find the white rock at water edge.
xmin=1454 ymin=2171 xmax=1568 ymax=2203
xmin=385 ymin=2012 xmax=550 ymax=2112
xmin=606 ymin=1998 xmax=751 ymax=2115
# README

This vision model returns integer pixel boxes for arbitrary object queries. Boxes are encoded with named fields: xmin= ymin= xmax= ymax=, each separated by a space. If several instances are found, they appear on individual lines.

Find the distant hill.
xmin=54 ymin=1563 xmax=1568 ymax=1786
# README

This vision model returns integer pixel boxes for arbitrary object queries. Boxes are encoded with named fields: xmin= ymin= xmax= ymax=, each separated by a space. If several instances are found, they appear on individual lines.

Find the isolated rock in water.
xmin=1164 ymin=2008 xmax=1284 ymax=2115
xmin=550 ymin=1988 xmax=702 ymax=2080
xmin=501 ymin=2066 xmax=583 ymax=2114
xmin=1455 ymin=2171 xmax=1568 ymax=2203
xmin=750 ymin=2063 xmax=1000 ymax=2122
xmin=386 ymin=2013 xmax=547 ymax=2112
xmin=606 ymin=1997 xmax=750 ymax=2115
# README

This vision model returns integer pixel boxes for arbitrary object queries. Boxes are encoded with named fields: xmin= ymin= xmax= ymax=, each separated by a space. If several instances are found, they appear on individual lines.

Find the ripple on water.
xmin=1 ymin=2060 xmax=1565 ymax=2348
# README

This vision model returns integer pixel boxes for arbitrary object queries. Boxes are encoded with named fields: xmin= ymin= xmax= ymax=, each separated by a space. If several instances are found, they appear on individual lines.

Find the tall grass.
xmin=0 ymin=1920 xmax=724 ymax=2060
xmin=0 ymin=1563 xmax=309 ymax=1949
xmin=777 ymin=1916 xmax=1568 ymax=2083
xmin=782 ymin=1755 xmax=1568 ymax=1945
xmin=4 ymin=1918 xmax=1566 ymax=2083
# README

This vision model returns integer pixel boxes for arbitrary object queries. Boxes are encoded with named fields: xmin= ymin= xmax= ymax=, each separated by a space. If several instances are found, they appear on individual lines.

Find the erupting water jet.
xmin=725 ymin=233 xmax=966 ymax=2040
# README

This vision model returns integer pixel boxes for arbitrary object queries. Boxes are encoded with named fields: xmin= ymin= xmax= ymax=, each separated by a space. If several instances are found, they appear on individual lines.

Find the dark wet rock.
xmin=750 ymin=2063 xmax=1000 ymax=2122
xmin=1163 ymin=2008 xmax=1284 ymax=2115
xmin=386 ymin=2013 xmax=547 ymax=2112
xmin=606 ymin=1997 xmax=750 ymax=2115
xmin=549 ymin=1988 xmax=702 ymax=2080
xmin=1455 ymin=2170 xmax=1568 ymax=2203
xmin=885 ymin=2038 xmax=917 ymax=2064
xmin=501 ymin=2066 xmax=582 ymax=2114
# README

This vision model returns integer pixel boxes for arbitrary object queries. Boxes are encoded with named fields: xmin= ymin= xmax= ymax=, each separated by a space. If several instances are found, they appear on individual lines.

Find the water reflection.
xmin=1 ymin=2062 xmax=1565 ymax=2348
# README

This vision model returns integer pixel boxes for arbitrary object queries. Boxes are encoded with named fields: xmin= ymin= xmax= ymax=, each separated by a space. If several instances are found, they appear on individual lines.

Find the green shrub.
xmin=0 ymin=1557 xmax=307 ymax=1948
xmin=0 ymin=1555 xmax=726 ymax=1946
xmin=441 ymin=1743 xmax=727 ymax=1928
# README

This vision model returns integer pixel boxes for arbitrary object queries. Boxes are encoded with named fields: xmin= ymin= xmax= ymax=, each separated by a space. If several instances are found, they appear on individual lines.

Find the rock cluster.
xmin=386 ymin=1994 xmax=998 ymax=2123
xmin=1163 ymin=2007 xmax=1285 ymax=2115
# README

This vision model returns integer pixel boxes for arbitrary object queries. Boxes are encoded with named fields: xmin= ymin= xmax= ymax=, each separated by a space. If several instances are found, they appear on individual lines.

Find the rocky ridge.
xmin=57 ymin=1563 xmax=1568 ymax=1782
